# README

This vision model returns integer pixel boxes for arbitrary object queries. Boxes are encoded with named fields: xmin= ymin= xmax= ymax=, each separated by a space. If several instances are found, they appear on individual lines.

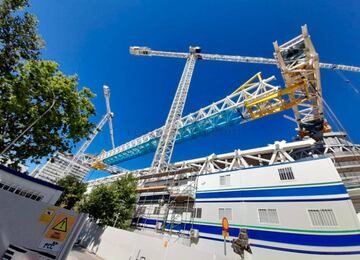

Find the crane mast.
xmin=274 ymin=25 xmax=325 ymax=137
xmin=151 ymin=47 xmax=200 ymax=173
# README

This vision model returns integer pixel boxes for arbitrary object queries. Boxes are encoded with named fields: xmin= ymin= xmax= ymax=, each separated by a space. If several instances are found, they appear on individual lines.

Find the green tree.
xmin=0 ymin=0 xmax=96 ymax=168
xmin=77 ymin=184 xmax=118 ymax=226
xmin=0 ymin=0 xmax=43 ymax=76
xmin=56 ymin=175 xmax=87 ymax=210
xmin=112 ymin=174 xmax=138 ymax=228
xmin=78 ymin=174 xmax=137 ymax=229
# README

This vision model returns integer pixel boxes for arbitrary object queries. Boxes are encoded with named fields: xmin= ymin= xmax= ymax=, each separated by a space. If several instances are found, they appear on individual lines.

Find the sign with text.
xmin=39 ymin=238 xmax=61 ymax=252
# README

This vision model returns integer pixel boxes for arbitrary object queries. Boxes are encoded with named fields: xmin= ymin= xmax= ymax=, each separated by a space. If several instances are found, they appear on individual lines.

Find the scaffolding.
xmin=133 ymin=166 xmax=198 ymax=238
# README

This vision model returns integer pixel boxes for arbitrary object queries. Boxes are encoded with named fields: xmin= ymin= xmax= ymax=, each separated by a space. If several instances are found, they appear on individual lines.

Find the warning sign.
xmin=52 ymin=217 xmax=67 ymax=232
xmin=38 ymin=207 xmax=57 ymax=224
xmin=45 ymin=213 xmax=75 ymax=241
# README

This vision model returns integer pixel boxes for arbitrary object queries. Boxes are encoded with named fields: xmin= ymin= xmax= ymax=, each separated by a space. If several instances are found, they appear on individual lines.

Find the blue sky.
xmin=29 ymin=0 xmax=360 ymax=179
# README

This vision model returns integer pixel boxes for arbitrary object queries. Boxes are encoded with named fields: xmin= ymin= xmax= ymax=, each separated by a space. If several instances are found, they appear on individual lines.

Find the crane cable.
xmin=334 ymin=69 xmax=360 ymax=94
xmin=319 ymin=67 xmax=360 ymax=142
xmin=322 ymin=98 xmax=349 ymax=137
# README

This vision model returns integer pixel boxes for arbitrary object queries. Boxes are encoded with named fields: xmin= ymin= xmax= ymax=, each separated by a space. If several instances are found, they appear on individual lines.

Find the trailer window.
xmin=308 ymin=209 xmax=337 ymax=227
xmin=278 ymin=167 xmax=295 ymax=180
xmin=153 ymin=207 xmax=161 ymax=215
xmin=220 ymin=174 xmax=231 ymax=187
xmin=219 ymin=208 xmax=232 ymax=220
xmin=258 ymin=208 xmax=279 ymax=224
xmin=192 ymin=208 xmax=202 ymax=219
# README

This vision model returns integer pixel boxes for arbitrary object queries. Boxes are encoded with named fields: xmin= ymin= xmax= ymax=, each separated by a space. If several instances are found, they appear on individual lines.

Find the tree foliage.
xmin=0 ymin=0 xmax=96 ymax=168
xmin=111 ymin=174 xmax=138 ymax=227
xmin=78 ymin=174 xmax=137 ymax=229
xmin=77 ymin=184 xmax=118 ymax=226
xmin=56 ymin=175 xmax=87 ymax=210
xmin=0 ymin=0 xmax=43 ymax=76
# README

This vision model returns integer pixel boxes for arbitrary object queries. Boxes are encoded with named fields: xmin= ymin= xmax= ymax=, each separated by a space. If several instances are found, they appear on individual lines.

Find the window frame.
xmin=257 ymin=208 xmax=280 ymax=224
xmin=278 ymin=167 xmax=295 ymax=181
xmin=219 ymin=174 xmax=231 ymax=187
xmin=218 ymin=207 xmax=232 ymax=221
xmin=191 ymin=208 xmax=202 ymax=219
xmin=307 ymin=209 xmax=338 ymax=227
xmin=153 ymin=206 xmax=161 ymax=215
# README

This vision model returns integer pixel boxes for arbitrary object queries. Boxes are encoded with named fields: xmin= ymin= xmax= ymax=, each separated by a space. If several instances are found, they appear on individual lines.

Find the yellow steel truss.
xmin=231 ymin=72 xmax=311 ymax=121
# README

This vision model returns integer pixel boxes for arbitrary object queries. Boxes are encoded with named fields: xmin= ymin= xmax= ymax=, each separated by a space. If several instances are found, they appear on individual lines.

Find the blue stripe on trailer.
xmin=136 ymin=217 xmax=360 ymax=247
xmin=248 ymin=229 xmax=360 ymax=247
xmin=196 ymin=184 xmax=347 ymax=199
xmin=196 ymin=197 xmax=350 ymax=203
xmin=251 ymin=243 xmax=360 ymax=255
xmin=199 ymin=236 xmax=360 ymax=255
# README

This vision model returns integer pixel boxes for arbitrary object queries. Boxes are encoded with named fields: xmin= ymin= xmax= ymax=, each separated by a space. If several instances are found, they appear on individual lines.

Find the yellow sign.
xmin=222 ymin=217 xmax=229 ymax=238
xmin=38 ymin=207 xmax=57 ymax=224
xmin=45 ymin=213 xmax=76 ymax=241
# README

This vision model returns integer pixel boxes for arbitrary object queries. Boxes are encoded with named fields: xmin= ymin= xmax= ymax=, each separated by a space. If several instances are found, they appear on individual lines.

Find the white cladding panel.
xmin=197 ymin=158 xmax=341 ymax=192
xmin=195 ymin=157 xmax=359 ymax=233
xmin=194 ymin=200 xmax=359 ymax=231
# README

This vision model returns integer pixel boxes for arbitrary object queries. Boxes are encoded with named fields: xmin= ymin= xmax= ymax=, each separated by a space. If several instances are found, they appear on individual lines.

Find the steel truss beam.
xmin=87 ymin=138 xmax=316 ymax=189
xmin=97 ymin=74 xmax=282 ymax=165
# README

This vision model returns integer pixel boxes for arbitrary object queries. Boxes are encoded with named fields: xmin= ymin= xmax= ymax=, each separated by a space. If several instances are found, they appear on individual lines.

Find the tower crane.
xmin=63 ymin=85 xmax=118 ymax=177
xmin=104 ymin=85 xmax=116 ymax=149
xmin=129 ymin=25 xmax=360 ymax=173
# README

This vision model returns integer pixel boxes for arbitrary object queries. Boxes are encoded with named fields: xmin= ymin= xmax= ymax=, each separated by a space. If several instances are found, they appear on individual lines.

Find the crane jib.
xmin=130 ymin=47 xmax=360 ymax=72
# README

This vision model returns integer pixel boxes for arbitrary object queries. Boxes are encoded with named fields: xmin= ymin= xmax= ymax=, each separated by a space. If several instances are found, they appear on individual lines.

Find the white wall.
xmin=79 ymin=221 xmax=234 ymax=260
